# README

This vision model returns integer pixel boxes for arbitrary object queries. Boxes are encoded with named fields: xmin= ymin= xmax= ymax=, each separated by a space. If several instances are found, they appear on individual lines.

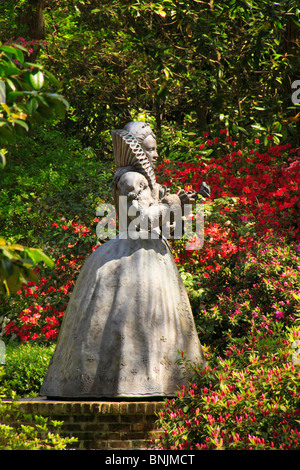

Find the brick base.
xmin=15 ymin=397 xmax=165 ymax=450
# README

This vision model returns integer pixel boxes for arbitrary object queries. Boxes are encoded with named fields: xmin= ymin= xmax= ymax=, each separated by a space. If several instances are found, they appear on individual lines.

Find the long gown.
xmin=40 ymin=168 xmax=206 ymax=399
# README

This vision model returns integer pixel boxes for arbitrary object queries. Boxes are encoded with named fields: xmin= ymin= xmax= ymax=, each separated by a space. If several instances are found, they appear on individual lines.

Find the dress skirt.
xmin=40 ymin=235 xmax=206 ymax=398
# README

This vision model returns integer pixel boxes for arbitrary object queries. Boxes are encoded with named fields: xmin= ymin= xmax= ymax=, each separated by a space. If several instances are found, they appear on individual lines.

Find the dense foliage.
xmin=0 ymin=0 xmax=299 ymax=152
xmin=0 ymin=0 xmax=299 ymax=451
xmin=156 ymin=334 xmax=300 ymax=450
xmin=1 ymin=342 xmax=55 ymax=397
xmin=0 ymin=379 xmax=76 ymax=449
xmin=0 ymin=41 xmax=68 ymax=295
xmin=0 ymin=343 xmax=76 ymax=449
xmin=0 ymin=40 xmax=68 ymax=167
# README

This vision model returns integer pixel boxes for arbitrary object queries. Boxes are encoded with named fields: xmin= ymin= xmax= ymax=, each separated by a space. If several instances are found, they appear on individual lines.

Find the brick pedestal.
xmin=16 ymin=397 xmax=165 ymax=450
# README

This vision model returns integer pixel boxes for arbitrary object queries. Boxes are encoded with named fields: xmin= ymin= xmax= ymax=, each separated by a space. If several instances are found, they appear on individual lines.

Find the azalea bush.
xmin=158 ymin=129 xmax=300 ymax=328
xmin=156 ymin=326 xmax=300 ymax=450
xmin=153 ymin=129 xmax=300 ymax=449
xmin=1 ymin=218 xmax=101 ymax=343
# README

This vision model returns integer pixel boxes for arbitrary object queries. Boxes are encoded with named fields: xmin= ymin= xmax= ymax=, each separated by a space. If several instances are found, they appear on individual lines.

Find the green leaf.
xmin=0 ymin=148 xmax=7 ymax=168
xmin=44 ymin=70 xmax=60 ymax=87
xmin=6 ymin=266 xmax=23 ymax=293
xmin=25 ymin=71 xmax=44 ymax=90
xmin=5 ymin=78 xmax=16 ymax=92
xmin=251 ymin=124 xmax=267 ymax=131
xmin=23 ymin=247 xmax=54 ymax=268
xmin=1 ymin=63 xmax=21 ymax=77
xmin=14 ymin=119 xmax=29 ymax=131
xmin=12 ymin=44 xmax=29 ymax=54
xmin=23 ymin=62 xmax=43 ymax=70
xmin=0 ymin=45 xmax=24 ymax=64
xmin=1 ymin=258 xmax=13 ymax=277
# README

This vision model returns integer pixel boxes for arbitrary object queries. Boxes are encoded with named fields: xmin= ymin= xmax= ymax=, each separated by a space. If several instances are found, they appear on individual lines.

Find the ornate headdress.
xmin=111 ymin=122 xmax=156 ymax=189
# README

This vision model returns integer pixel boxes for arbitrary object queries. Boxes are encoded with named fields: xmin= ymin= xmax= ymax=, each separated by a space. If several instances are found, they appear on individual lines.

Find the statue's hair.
xmin=111 ymin=121 xmax=156 ymax=189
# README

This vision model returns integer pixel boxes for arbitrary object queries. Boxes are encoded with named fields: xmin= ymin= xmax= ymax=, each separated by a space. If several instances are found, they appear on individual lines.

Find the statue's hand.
xmin=176 ymin=188 xmax=197 ymax=206
xmin=159 ymin=185 xmax=171 ymax=198
xmin=198 ymin=181 xmax=211 ymax=199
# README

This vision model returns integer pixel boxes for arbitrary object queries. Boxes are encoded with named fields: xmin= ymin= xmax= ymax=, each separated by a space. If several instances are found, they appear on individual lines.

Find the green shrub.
xmin=0 ymin=125 xmax=111 ymax=247
xmin=1 ymin=342 xmax=55 ymax=398
xmin=0 ymin=398 xmax=76 ymax=450
xmin=0 ymin=367 xmax=76 ymax=450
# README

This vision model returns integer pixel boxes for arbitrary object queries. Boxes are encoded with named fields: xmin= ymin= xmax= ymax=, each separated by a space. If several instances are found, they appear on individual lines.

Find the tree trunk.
xmin=18 ymin=0 xmax=45 ymax=40
xmin=284 ymin=18 xmax=300 ymax=143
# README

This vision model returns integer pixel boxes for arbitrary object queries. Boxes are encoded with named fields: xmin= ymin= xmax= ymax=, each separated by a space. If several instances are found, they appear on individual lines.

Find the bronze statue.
xmin=40 ymin=121 xmax=206 ymax=399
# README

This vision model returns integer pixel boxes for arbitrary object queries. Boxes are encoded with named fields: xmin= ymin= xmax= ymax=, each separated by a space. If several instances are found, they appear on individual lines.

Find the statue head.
xmin=124 ymin=121 xmax=158 ymax=168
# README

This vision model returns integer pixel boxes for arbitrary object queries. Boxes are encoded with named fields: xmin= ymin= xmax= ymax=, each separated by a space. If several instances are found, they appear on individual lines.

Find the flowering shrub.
xmin=157 ymin=130 xmax=299 ymax=241
xmin=156 ymin=130 xmax=300 ymax=351
xmin=156 ymin=328 xmax=300 ymax=450
xmin=1 ymin=219 xmax=101 ymax=343
xmin=179 ymin=236 xmax=300 ymax=356
xmin=153 ymin=130 xmax=300 ymax=449
xmin=5 ymin=36 xmax=48 ymax=58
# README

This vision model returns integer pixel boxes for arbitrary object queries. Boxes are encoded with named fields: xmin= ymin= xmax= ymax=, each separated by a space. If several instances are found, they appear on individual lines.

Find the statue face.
xmin=141 ymin=134 xmax=158 ymax=168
